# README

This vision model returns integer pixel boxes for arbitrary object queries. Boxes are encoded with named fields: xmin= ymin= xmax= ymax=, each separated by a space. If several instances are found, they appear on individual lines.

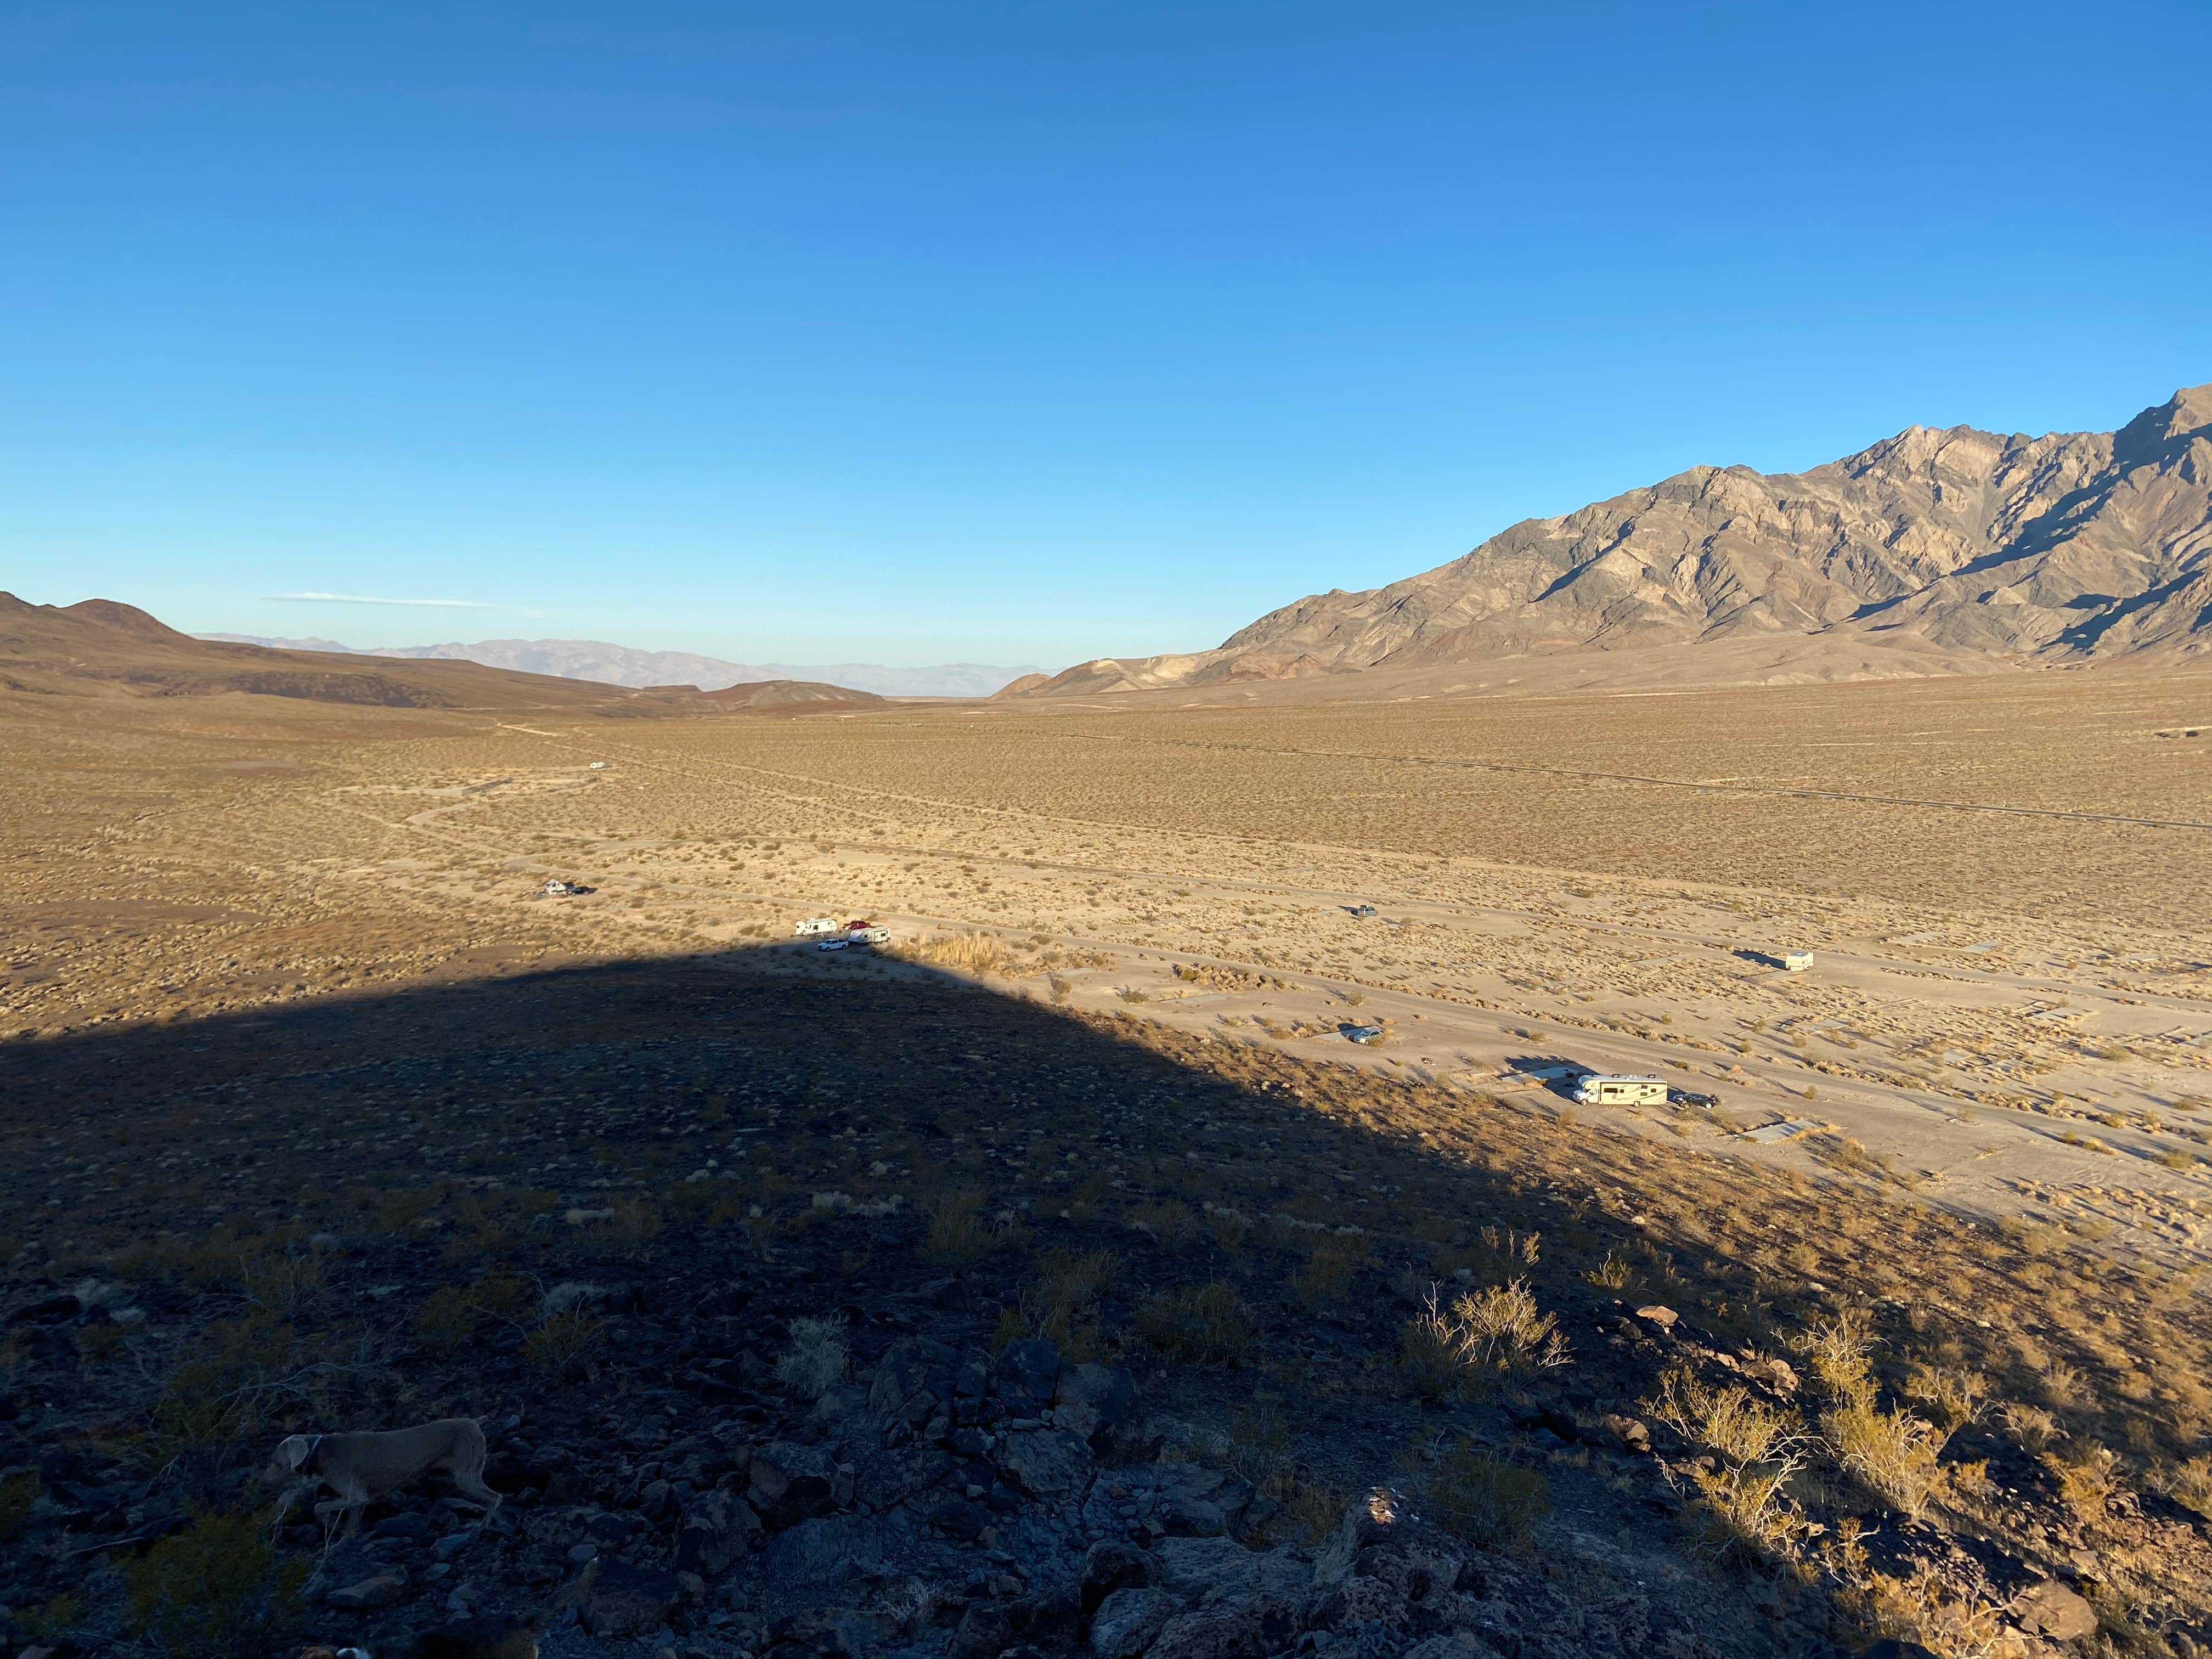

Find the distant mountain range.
xmin=196 ymin=635 xmax=1041 ymax=699
xmin=4 ymin=596 xmax=888 ymax=715
xmin=1009 ymin=382 xmax=2212 ymax=696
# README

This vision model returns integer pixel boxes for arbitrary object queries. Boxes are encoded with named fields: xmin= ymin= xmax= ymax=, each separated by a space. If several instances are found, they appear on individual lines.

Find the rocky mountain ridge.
xmin=1014 ymin=383 xmax=2212 ymax=697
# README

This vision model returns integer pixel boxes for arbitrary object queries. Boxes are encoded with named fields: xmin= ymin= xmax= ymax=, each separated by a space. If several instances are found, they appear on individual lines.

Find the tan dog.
xmin=270 ymin=1417 xmax=501 ymax=1536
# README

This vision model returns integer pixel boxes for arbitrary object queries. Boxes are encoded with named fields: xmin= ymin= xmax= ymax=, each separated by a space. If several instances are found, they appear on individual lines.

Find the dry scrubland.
xmin=3 ymin=666 xmax=2211 ymax=1659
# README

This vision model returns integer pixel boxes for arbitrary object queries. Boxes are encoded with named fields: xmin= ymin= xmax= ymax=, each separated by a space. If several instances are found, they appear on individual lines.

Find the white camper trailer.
xmin=793 ymin=917 xmax=841 ymax=937
xmin=1571 ymin=1074 xmax=1669 ymax=1107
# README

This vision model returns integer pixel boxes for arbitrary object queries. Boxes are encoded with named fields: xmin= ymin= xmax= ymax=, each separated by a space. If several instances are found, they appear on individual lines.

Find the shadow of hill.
xmin=2 ymin=943 xmax=2204 ymax=1653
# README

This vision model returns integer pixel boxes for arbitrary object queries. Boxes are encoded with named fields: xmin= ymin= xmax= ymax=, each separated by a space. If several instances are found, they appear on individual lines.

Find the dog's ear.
xmin=274 ymin=1434 xmax=312 ymax=1471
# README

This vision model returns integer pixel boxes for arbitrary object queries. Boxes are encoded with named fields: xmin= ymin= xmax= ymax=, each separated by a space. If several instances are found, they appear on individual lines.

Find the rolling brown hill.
xmin=1015 ymin=382 xmax=2212 ymax=696
xmin=0 ymin=594 xmax=878 ymax=715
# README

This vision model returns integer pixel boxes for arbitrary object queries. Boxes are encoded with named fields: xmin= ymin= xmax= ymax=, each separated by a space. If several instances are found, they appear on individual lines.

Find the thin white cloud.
xmin=268 ymin=591 xmax=502 ymax=608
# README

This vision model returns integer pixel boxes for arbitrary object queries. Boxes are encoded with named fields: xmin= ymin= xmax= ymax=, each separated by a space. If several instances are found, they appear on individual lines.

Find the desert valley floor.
xmin=9 ymin=668 xmax=2209 ymax=1256
xmin=4 ymin=662 xmax=2212 ymax=1658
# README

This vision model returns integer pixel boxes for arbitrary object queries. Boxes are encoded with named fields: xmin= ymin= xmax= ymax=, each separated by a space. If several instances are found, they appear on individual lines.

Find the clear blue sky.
xmin=3 ymin=2 xmax=2207 ymax=669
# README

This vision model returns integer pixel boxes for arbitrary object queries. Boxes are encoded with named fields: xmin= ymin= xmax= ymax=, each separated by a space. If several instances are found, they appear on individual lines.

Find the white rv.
xmin=793 ymin=917 xmax=842 ymax=937
xmin=1572 ymin=1074 xmax=1669 ymax=1107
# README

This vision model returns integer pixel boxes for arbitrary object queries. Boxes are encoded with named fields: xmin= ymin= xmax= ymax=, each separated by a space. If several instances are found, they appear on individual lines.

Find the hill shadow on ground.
xmin=3 ymin=943 xmax=2205 ymax=1656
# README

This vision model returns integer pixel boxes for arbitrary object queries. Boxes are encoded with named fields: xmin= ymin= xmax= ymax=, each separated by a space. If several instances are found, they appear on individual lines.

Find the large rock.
xmin=761 ymin=1511 xmax=913 ymax=1589
xmin=993 ymin=1427 xmax=1096 ymax=1500
xmin=1144 ymin=1592 xmax=1301 ymax=1659
xmin=748 ymin=1440 xmax=847 ymax=1529
xmin=1082 ymin=1540 xmax=1164 ymax=1614
xmin=855 ymin=1443 xmax=956 ymax=1511
xmin=2012 ymin=1579 xmax=2097 ymax=1641
xmin=1305 ymin=1573 xmax=1413 ymax=1634
xmin=324 ymin=1570 xmax=408 ymax=1610
xmin=995 ymin=1338 xmax=1063 ymax=1413
xmin=675 ymin=1488 xmax=760 ymax=1577
xmin=952 ymin=1602 xmax=1015 ymax=1659
xmin=1153 ymin=1535 xmax=1311 ymax=1604
xmin=1091 ymin=1587 xmax=1180 ymax=1659
xmin=1055 ymin=1363 xmax=1144 ymax=1455
xmin=1314 ymin=1487 xmax=1459 ymax=1598
xmin=583 ymin=1560 xmax=682 ymax=1638
xmin=870 ymin=1335 xmax=957 ymax=1419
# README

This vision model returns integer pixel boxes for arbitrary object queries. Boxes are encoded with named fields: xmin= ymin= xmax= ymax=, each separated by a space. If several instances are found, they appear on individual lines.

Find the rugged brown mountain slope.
xmin=1016 ymin=383 xmax=2212 ymax=697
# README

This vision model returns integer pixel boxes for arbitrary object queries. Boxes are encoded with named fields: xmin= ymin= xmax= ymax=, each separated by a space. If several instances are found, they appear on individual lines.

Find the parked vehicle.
xmin=816 ymin=939 xmax=849 ymax=952
xmin=1668 ymin=1089 xmax=1719 ymax=1108
xmin=794 ymin=917 xmax=842 ymax=936
xmin=1342 ymin=1024 xmax=1385 ymax=1044
xmin=1571 ymin=1074 xmax=1669 ymax=1106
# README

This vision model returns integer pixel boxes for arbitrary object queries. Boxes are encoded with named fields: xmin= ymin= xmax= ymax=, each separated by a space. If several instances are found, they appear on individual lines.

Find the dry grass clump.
xmin=1295 ymin=1234 xmax=1369 ymax=1310
xmin=997 ymin=1247 xmax=1120 ymax=1358
xmin=1399 ymin=1277 xmax=1569 ymax=1401
xmin=522 ymin=1309 xmax=606 ymax=1381
xmin=900 ymin=932 xmax=1017 ymax=975
xmin=1131 ymin=1200 xmax=1201 ymax=1255
xmin=776 ymin=1314 xmax=851 ymax=1398
xmin=924 ymin=1188 xmax=994 ymax=1268
xmin=1421 ymin=1440 xmax=1550 ymax=1553
xmin=1136 ymin=1281 xmax=1259 ymax=1367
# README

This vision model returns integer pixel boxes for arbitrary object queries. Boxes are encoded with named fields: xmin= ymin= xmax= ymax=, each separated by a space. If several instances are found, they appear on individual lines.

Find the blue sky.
xmin=3 ymin=2 xmax=2208 ymax=669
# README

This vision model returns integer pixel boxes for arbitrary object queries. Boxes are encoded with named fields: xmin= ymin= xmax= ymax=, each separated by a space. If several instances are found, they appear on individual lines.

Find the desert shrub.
xmin=416 ymin=1285 xmax=479 ymax=1353
xmin=1136 ymin=1282 xmax=1259 ymax=1367
xmin=1296 ymin=1237 xmax=1368 ymax=1309
xmin=2002 ymin=1402 xmax=2061 ymax=1453
xmin=925 ymin=1189 xmax=993 ymax=1268
xmin=902 ymin=932 xmax=1015 ymax=975
xmin=1827 ymin=1400 xmax=1946 ymax=1520
xmin=1399 ymin=1278 xmax=1569 ymax=1400
xmin=416 ymin=1271 xmax=535 ymax=1356
xmin=1583 ymin=1250 xmax=1637 ymax=1291
xmin=239 ymin=1247 xmax=324 ymax=1318
xmin=1690 ymin=1456 xmax=1806 ymax=1564
xmin=999 ymin=1248 xmax=1120 ymax=1358
xmin=1647 ymin=1364 xmax=1797 ymax=1464
xmin=2044 ymin=1442 xmax=2119 ymax=1524
xmin=0 ymin=1469 xmax=40 ymax=1541
xmin=1796 ymin=1309 xmax=1877 ymax=1406
xmin=2152 ymin=1453 xmax=2212 ymax=1519
xmin=125 ymin=1509 xmax=308 ymax=1659
xmin=776 ymin=1316 xmax=850 ymax=1398
xmin=1204 ymin=1204 xmax=1249 ymax=1252
xmin=1423 ymin=1441 xmax=1549 ymax=1553
xmin=523 ymin=1311 xmax=606 ymax=1381
xmin=1133 ymin=1201 xmax=1201 ymax=1256
xmin=1903 ymin=1364 xmax=1988 ymax=1432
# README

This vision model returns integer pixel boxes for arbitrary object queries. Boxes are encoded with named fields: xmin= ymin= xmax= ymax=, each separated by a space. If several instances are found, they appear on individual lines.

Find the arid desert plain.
xmin=4 ymin=660 xmax=2212 ymax=1657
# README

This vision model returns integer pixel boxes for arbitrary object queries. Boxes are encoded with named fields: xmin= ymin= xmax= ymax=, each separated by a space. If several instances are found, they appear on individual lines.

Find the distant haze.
xmin=196 ymin=636 xmax=1043 ymax=699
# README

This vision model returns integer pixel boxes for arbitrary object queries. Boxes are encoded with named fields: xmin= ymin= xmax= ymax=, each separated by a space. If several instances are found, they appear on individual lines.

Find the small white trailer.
xmin=1571 ymin=1074 xmax=1669 ymax=1107
xmin=1781 ymin=951 xmax=1814 ymax=972
xmin=846 ymin=926 xmax=891 ymax=945
xmin=794 ymin=916 xmax=842 ymax=937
